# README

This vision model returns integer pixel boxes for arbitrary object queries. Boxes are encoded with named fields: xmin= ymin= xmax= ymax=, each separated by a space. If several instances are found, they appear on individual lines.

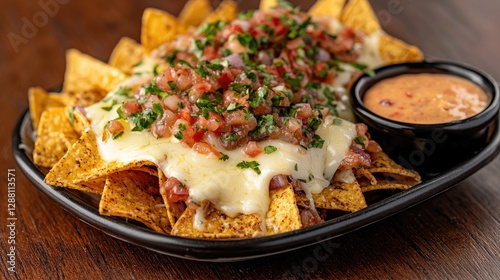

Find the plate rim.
xmin=12 ymin=108 xmax=500 ymax=261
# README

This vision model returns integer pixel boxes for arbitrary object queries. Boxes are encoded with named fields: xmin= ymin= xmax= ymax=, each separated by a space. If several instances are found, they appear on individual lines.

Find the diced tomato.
xmin=106 ymin=120 xmax=124 ymax=135
xmin=217 ymin=72 xmax=233 ymax=90
xmin=199 ymin=112 xmax=224 ymax=132
xmin=192 ymin=142 xmax=222 ymax=158
xmin=160 ymin=177 xmax=189 ymax=203
xmin=243 ymin=141 xmax=262 ymax=157
xmin=122 ymin=101 xmax=140 ymax=116
xmin=178 ymin=108 xmax=194 ymax=124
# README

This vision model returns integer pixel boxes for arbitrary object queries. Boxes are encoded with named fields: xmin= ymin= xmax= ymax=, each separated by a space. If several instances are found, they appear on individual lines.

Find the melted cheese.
xmin=86 ymin=99 xmax=356 ymax=220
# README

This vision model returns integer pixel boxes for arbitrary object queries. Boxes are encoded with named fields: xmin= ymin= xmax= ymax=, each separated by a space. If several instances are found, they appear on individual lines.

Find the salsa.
xmin=363 ymin=73 xmax=489 ymax=124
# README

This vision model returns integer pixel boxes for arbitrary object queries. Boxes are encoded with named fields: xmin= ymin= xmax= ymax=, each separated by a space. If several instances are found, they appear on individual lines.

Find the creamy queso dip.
xmin=363 ymin=73 xmax=489 ymax=124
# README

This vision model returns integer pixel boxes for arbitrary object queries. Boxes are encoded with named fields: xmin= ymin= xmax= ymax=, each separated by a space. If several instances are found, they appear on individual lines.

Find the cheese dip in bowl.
xmin=350 ymin=61 xmax=499 ymax=176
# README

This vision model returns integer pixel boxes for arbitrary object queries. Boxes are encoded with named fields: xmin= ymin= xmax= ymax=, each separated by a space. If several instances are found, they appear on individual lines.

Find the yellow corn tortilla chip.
xmin=308 ymin=0 xmax=346 ymax=19
xmin=100 ymin=170 xmax=171 ymax=234
xmin=29 ymin=87 xmax=72 ymax=130
xmin=108 ymin=37 xmax=145 ymax=75
xmin=172 ymin=185 xmax=301 ymax=238
xmin=265 ymin=184 xmax=302 ymax=235
xmin=202 ymin=0 xmax=237 ymax=24
xmin=141 ymin=8 xmax=188 ymax=54
xmin=66 ymin=88 xmax=108 ymax=108
xmin=172 ymin=201 xmax=262 ymax=239
xmin=259 ymin=0 xmax=278 ymax=11
xmin=62 ymin=49 xmax=127 ymax=94
xmin=44 ymin=129 xmax=154 ymax=194
xmin=340 ymin=0 xmax=380 ymax=34
xmin=158 ymin=170 xmax=185 ymax=227
xmin=34 ymin=107 xmax=79 ymax=168
xmin=69 ymin=109 xmax=90 ymax=136
xmin=296 ymin=180 xmax=367 ymax=212
xmin=179 ymin=0 xmax=213 ymax=27
xmin=378 ymin=33 xmax=424 ymax=64
xmin=359 ymin=151 xmax=421 ymax=192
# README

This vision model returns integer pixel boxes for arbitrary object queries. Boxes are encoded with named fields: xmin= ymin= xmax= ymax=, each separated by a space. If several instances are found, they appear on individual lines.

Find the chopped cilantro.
xmin=221 ymin=132 xmax=238 ymax=142
xmin=237 ymin=161 xmax=261 ymax=175
xmin=308 ymin=134 xmax=325 ymax=149
xmin=178 ymin=59 xmax=193 ymax=68
xmin=271 ymin=94 xmax=284 ymax=106
xmin=116 ymin=86 xmax=132 ymax=97
xmin=251 ymin=114 xmax=276 ymax=136
xmin=219 ymin=153 xmax=229 ymax=161
xmin=112 ymin=131 xmax=124 ymax=140
xmin=283 ymin=72 xmax=304 ymax=91
xmin=128 ymin=108 xmax=161 ymax=132
xmin=354 ymin=136 xmax=366 ymax=149
xmin=174 ymin=131 xmax=183 ymax=140
xmin=69 ymin=108 xmax=74 ymax=124
xmin=237 ymin=32 xmax=259 ymax=54
xmin=264 ymin=145 xmax=277 ymax=154
xmin=226 ymin=103 xmax=244 ymax=112
xmin=349 ymin=62 xmax=376 ymax=77
xmin=307 ymin=116 xmax=322 ymax=131
xmin=101 ymin=99 xmax=118 ymax=111
xmin=168 ymin=81 xmax=178 ymax=90
xmin=153 ymin=64 xmax=160 ymax=76
xmin=238 ymin=10 xmax=254 ymax=20
xmin=144 ymin=81 xmax=168 ymax=99
xmin=220 ymin=48 xmax=232 ymax=57
xmin=322 ymin=87 xmax=339 ymax=116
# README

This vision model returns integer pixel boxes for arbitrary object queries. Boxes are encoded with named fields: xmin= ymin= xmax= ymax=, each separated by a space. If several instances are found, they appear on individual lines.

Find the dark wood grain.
xmin=2 ymin=0 xmax=499 ymax=279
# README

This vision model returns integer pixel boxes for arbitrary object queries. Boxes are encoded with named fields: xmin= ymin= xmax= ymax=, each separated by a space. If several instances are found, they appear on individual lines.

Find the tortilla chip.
xmin=29 ymin=87 xmax=71 ymax=130
xmin=202 ymin=0 xmax=237 ymax=24
xmin=265 ymin=184 xmax=302 ymax=235
xmin=44 ymin=129 xmax=154 ymax=194
xmin=108 ymin=37 xmax=144 ymax=75
xmin=259 ymin=0 xmax=278 ymax=11
xmin=179 ymin=0 xmax=213 ymax=27
xmin=66 ymin=88 xmax=107 ymax=108
xmin=340 ymin=0 xmax=380 ymax=34
xmin=141 ymin=8 xmax=188 ymax=54
xmin=172 ymin=185 xmax=301 ymax=238
xmin=158 ymin=170 xmax=185 ymax=228
xmin=296 ymin=180 xmax=367 ymax=212
xmin=99 ymin=170 xmax=171 ymax=234
xmin=62 ymin=49 xmax=127 ymax=94
xmin=308 ymin=0 xmax=346 ymax=19
xmin=34 ymin=107 xmax=79 ymax=168
xmin=359 ymin=151 xmax=421 ymax=192
xmin=70 ymin=109 xmax=90 ymax=136
xmin=378 ymin=33 xmax=424 ymax=64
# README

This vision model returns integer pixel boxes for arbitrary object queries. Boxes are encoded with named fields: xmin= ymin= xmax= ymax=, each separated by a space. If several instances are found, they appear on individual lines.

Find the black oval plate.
xmin=12 ymin=109 xmax=500 ymax=261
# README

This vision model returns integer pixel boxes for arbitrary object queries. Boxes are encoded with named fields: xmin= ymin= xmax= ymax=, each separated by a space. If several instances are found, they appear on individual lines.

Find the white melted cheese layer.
xmin=86 ymin=99 xmax=356 ymax=218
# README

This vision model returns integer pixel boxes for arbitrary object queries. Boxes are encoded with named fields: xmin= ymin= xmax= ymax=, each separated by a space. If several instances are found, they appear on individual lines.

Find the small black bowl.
xmin=350 ymin=61 xmax=499 ymax=177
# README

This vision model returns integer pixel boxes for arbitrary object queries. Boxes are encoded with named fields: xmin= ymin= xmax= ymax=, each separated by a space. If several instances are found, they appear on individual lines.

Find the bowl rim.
xmin=350 ymin=60 xmax=500 ymax=133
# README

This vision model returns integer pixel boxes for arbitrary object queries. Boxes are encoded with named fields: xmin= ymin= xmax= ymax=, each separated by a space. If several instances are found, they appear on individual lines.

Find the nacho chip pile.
xmin=30 ymin=0 xmax=422 ymax=239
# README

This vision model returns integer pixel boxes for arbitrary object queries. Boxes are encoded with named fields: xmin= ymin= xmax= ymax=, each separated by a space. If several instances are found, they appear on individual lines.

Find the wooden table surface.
xmin=2 ymin=0 xmax=499 ymax=279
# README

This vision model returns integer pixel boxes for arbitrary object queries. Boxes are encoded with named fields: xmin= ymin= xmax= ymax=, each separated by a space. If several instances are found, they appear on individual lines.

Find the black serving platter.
xmin=12 ymin=108 xmax=500 ymax=261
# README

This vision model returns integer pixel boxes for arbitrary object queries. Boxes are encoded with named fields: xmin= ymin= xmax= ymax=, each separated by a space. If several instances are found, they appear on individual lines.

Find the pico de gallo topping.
xmin=105 ymin=2 xmax=374 ymax=157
